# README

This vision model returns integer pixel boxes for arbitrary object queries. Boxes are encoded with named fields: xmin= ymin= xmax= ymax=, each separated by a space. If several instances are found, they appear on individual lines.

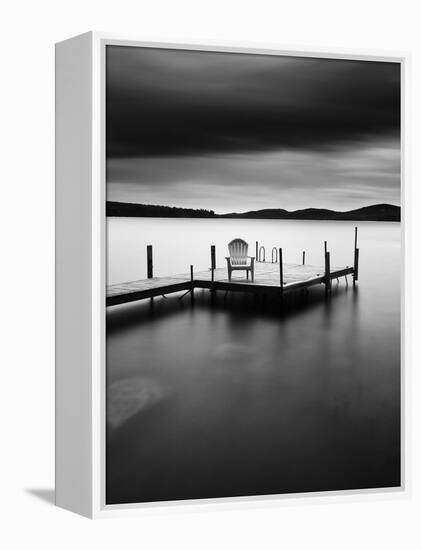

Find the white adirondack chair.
xmin=226 ymin=238 xmax=255 ymax=282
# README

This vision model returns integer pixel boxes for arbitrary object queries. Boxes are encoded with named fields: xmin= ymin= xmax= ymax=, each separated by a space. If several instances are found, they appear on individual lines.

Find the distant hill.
xmin=107 ymin=201 xmax=400 ymax=222
xmin=221 ymin=203 xmax=400 ymax=221
xmin=106 ymin=202 xmax=215 ymax=218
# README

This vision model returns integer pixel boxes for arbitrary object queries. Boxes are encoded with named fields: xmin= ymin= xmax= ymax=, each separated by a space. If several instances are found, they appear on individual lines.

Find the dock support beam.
xmin=302 ymin=251 xmax=306 ymax=265
xmin=353 ymin=227 xmax=359 ymax=287
xmin=179 ymin=265 xmax=195 ymax=302
xmin=255 ymin=241 xmax=259 ymax=261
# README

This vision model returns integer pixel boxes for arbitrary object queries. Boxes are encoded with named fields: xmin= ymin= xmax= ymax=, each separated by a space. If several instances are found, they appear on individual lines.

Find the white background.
xmin=1 ymin=0 xmax=420 ymax=547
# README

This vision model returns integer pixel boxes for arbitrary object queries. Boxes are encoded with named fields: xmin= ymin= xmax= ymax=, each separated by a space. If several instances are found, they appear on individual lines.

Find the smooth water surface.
xmin=106 ymin=218 xmax=401 ymax=504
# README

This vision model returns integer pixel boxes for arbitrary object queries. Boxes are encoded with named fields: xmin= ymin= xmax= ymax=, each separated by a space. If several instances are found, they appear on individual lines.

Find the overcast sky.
xmin=106 ymin=46 xmax=400 ymax=213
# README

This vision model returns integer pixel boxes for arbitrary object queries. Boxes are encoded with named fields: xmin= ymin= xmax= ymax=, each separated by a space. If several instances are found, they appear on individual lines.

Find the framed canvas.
xmin=55 ymin=32 xmax=409 ymax=518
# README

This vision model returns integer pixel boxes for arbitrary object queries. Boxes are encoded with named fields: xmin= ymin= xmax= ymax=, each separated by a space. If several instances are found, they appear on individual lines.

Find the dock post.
xmin=302 ymin=250 xmax=306 ymax=265
xmin=279 ymin=247 xmax=284 ymax=295
xmin=353 ymin=226 xmax=359 ymax=287
xmin=324 ymin=250 xmax=331 ymax=295
xmin=211 ymin=245 xmax=216 ymax=281
xmin=190 ymin=264 xmax=195 ymax=303
xmin=210 ymin=245 xmax=216 ymax=302
xmin=147 ymin=245 xmax=153 ymax=278
xmin=255 ymin=241 xmax=259 ymax=261
xmin=354 ymin=249 xmax=359 ymax=284
xmin=147 ymin=245 xmax=154 ymax=307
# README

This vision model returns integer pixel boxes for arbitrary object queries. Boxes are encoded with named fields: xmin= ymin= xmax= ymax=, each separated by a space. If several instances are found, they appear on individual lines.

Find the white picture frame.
xmin=55 ymin=31 xmax=409 ymax=518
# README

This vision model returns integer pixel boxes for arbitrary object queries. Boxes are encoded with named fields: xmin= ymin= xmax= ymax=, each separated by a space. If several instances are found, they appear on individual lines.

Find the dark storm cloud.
xmin=106 ymin=46 xmax=400 ymax=158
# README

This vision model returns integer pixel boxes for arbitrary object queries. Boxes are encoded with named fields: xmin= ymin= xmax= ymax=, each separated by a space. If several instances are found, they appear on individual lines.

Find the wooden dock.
xmin=106 ymin=227 xmax=359 ymax=307
xmin=107 ymin=262 xmax=354 ymax=307
xmin=107 ymin=229 xmax=359 ymax=307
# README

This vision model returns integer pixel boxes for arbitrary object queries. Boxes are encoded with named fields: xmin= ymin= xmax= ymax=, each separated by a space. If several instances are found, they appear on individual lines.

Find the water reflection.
xmin=106 ymin=281 xmax=400 ymax=505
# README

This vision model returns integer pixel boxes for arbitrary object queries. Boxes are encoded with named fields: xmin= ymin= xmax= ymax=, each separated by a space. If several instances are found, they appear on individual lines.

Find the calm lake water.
xmin=106 ymin=218 xmax=401 ymax=505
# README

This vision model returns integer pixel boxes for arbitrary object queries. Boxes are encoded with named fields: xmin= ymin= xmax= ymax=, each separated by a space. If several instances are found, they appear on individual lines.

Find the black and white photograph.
xmin=6 ymin=0 xmax=421 ymax=541
xmin=105 ymin=45 xmax=401 ymax=505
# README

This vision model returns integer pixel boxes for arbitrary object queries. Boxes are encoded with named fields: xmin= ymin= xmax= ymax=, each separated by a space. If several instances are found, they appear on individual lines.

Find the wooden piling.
xmin=279 ymin=248 xmax=284 ymax=292
xmin=190 ymin=264 xmax=195 ymax=302
xmin=211 ymin=245 xmax=216 ymax=283
xmin=302 ymin=251 xmax=306 ymax=265
xmin=255 ymin=241 xmax=259 ymax=261
xmin=325 ymin=250 xmax=331 ymax=294
xmin=147 ymin=245 xmax=153 ymax=278
xmin=353 ymin=227 xmax=359 ymax=286
xmin=354 ymin=248 xmax=359 ymax=286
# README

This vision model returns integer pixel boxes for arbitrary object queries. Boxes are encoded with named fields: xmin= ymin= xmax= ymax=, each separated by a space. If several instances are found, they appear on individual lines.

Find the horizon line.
xmin=106 ymin=200 xmax=401 ymax=215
